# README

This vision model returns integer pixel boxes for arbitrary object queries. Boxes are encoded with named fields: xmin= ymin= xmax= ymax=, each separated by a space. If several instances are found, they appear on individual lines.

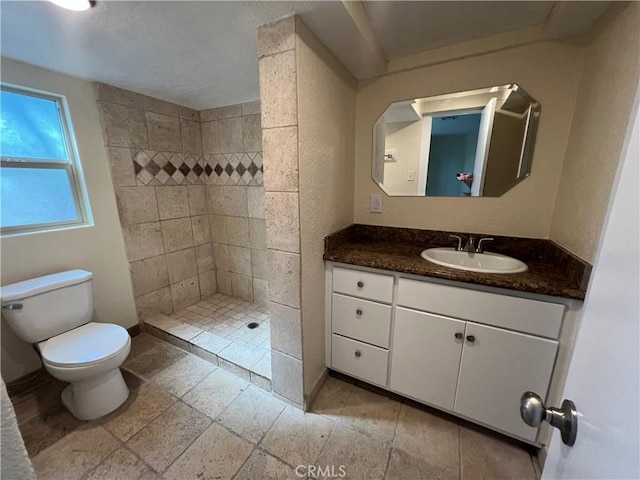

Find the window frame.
xmin=0 ymin=83 xmax=92 ymax=236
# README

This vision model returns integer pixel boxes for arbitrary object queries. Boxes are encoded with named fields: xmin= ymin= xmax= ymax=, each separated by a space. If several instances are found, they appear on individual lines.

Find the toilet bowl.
xmin=39 ymin=322 xmax=131 ymax=420
xmin=1 ymin=270 xmax=132 ymax=420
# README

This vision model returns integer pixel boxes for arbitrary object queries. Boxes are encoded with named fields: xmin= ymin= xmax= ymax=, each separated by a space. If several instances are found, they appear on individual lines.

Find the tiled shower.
xmin=94 ymin=82 xmax=267 ymax=319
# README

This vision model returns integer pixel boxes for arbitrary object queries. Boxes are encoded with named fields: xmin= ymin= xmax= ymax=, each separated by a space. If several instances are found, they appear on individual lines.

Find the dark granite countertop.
xmin=324 ymin=225 xmax=590 ymax=301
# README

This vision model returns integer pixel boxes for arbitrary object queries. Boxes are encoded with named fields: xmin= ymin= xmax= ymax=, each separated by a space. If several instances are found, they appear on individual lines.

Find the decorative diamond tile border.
xmin=133 ymin=150 xmax=263 ymax=186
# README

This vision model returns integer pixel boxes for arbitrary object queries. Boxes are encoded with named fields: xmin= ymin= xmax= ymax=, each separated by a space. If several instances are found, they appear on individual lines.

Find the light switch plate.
xmin=370 ymin=193 xmax=383 ymax=213
xmin=407 ymin=170 xmax=415 ymax=181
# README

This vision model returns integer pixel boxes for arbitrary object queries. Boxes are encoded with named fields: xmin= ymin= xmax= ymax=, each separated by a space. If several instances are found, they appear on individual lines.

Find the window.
xmin=1 ymin=85 xmax=92 ymax=235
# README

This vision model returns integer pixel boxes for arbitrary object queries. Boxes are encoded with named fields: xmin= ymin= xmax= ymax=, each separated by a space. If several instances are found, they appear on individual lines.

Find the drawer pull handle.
xmin=354 ymin=350 xmax=362 ymax=358
xmin=466 ymin=335 xmax=475 ymax=343
xmin=356 ymin=309 xmax=363 ymax=316
xmin=454 ymin=332 xmax=463 ymax=340
xmin=357 ymin=281 xmax=364 ymax=288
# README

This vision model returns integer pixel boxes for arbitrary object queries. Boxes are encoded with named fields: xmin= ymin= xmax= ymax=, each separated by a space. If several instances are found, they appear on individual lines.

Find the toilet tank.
xmin=1 ymin=270 xmax=94 ymax=344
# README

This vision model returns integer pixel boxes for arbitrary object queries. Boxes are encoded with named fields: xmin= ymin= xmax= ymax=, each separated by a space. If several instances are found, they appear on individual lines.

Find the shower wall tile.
xmin=166 ymin=248 xmax=198 ymax=284
xmin=219 ymin=117 xmax=244 ymax=153
xmin=146 ymin=112 xmax=182 ymax=152
xmin=130 ymin=255 xmax=170 ymax=297
xmin=243 ymin=115 xmax=263 ymax=152
xmin=115 ymin=187 xmax=159 ymax=225
xmin=97 ymin=82 xmax=265 ymax=319
xmin=258 ymin=50 xmax=297 ymax=129
xmin=202 ymin=121 xmax=221 ymax=154
xmin=98 ymin=102 xmax=148 ymax=148
xmin=161 ymin=218 xmax=194 ymax=253
xmin=107 ymin=147 xmax=136 ymax=187
xmin=122 ymin=222 xmax=165 ymax=262
xmin=156 ymin=186 xmax=190 ymax=220
xmin=142 ymin=96 xmax=179 ymax=117
xmin=191 ymin=215 xmax=211 ymax=246
xmin=180 ymin=119 xmax=203 ymax=154
xmin=262 ymin=127 xmax=298 ymax=192
xmin=187 ymin=186 xmax=207 ymax=216
xmin=210 ymin=215 xmax=228 ymax=244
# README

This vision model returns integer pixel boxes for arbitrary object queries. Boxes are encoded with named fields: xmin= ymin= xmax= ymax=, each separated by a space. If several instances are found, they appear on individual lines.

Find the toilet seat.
xmin=40 ymin=322 xmax=130 ymax=368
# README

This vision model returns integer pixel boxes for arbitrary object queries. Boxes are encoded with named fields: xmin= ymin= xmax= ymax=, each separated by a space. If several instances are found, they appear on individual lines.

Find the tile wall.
xmin=257 ymin=17 xmax=305 ymax=406
xmin=95 ymin=83 xmax=266 ymax=320
xmin=200 ymin=103 xmax=268 ymax=304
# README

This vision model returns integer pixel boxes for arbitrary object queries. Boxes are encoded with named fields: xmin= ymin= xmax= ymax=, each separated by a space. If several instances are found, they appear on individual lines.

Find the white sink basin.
xmin=421 ymin=248 xmax=528 ymax=274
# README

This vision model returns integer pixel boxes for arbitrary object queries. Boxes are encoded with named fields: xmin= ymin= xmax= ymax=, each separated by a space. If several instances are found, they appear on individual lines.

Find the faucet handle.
xmin=448 ymin=234 xmax=463 ymax=251
xmin=476 ymin=237 xmax=494 ymax=253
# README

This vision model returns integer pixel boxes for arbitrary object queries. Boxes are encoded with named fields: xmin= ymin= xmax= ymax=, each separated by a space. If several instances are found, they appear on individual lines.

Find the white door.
xmin=454 ymin=322 xmax=558 ymax=442
xmin=471 ymin=97 xmax=497 ymax=196
xmin=390 ymin=308 xmax=465 ymax=410
xmin=417 ymin=115 xmax=432 ymax=195
xmin=542 ymin=93 xmax=639 ymax=478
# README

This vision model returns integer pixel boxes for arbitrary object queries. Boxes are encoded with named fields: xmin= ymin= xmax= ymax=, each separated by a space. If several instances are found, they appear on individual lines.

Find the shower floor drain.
xmin=247 ymin=322 xmax=260 ymax=329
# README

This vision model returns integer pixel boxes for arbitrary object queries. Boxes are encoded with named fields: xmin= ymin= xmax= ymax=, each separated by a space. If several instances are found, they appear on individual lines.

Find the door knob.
xmin=520 ymin=391 xmax=578 ymax=446
xmin=356 ymin=309 xmax=363 ymax=316
xmin=466 ymin=335 xmax=475 ymax=343
xmin=357 ymin=281 xmax=364 ymax=288
xmin=354 ymin=350 xmax=361 ymax=358
xmin=454 ymin=332 xmax=463 ymax=339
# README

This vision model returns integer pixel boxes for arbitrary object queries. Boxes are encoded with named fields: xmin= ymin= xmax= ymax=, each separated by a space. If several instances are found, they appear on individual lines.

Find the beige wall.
xmin=550 ymin=3 xmax=640 ymax=263
xmin=0 ymin=59 xmax=137 ymax=382
xmin=297 ymin=20 xmax=357 ymax=396
xmin=354 ymin=41 xmax=585 ymax=238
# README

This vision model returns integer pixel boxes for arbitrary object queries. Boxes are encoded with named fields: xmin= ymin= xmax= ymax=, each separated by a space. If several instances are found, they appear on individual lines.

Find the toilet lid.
xmin=40 ymin=323 xmax=130 ymax=367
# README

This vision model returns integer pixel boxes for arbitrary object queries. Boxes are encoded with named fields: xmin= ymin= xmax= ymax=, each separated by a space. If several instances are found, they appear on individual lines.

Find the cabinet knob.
xmin=466 ymin=335 xmax=475 ymax=343
xmin=356 ymin=309 xmax=363 ymax=316
xmin=354 ymin=350 xmax=362 ymax=358
xmin=357 ymin=281 xmax=364 ymax=288
xmin=454 ymin=332 xmax=463 ymax=340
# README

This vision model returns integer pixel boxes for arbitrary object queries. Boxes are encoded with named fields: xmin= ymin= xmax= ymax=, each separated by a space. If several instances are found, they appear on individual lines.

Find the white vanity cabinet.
xmin=326 ymin=263 xmax=571 ymax=444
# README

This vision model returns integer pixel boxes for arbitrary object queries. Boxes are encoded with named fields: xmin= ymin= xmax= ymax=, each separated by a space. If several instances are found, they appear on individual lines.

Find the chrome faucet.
xmin=449 ymin=234 xmax=494 ymax=253
xmin=448 ymin=235 xmax=463 ymax=251
xmin=464 ymin=236 xmax=476 ymax=253
xmin=476 ymin=237 xmax=494 ymax=253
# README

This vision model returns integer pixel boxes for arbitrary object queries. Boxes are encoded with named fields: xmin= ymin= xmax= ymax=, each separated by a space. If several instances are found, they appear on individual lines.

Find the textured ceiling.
xmin=0 ymin=0 xmax=324 ymax=109
xmin=363 ymin=1 xmax=554 ymax=59
xmin=0 ymin=1 xmax=610 ymax=109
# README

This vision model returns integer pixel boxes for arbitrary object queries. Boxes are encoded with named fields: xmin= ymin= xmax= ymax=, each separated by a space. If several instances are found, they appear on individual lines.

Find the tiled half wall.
xmin=94 ymin=83 xmax=266 ymax=320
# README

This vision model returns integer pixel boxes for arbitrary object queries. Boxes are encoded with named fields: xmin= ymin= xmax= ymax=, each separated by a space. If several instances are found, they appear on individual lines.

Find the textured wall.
xmin=550 ymin=3 xmax=640 ymax=263
xmin=296 ymin=19 xmax=357 ymax=397
xmin=95 ymin=83 xmax=217 ymax=319
xmin=354 ymin=41 xmax=585 ymax=238
xmin=0 ymin=60 xmax=138 ymax=382
xmin=201 ymin=102 xmax=267 ymax=304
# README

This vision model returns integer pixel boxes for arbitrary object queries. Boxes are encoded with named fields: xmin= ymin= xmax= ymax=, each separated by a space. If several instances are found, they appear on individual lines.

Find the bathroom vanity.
xmin=324 ymin=225 xmax=588 ymax=446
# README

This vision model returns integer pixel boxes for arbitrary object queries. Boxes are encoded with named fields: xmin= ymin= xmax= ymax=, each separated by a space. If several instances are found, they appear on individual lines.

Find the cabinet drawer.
xmin=333 ymin=267 xmax=394 ymax=303
xmin=398 ymin=278 xmax=564 ymax=339
xmin=331 ymin=334 xmax=389 ymax=387
xmin=332 ymin=293 xmax=391 ymax=348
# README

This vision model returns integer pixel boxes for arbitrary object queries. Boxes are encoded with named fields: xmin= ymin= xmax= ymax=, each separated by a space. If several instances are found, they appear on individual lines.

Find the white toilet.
xmin=1 ymin=269 xmax=131 ymax=420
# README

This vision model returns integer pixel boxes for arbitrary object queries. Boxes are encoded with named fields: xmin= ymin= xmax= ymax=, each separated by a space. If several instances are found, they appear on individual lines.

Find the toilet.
xmin=1 ymin=269 xmax=131 ymax=420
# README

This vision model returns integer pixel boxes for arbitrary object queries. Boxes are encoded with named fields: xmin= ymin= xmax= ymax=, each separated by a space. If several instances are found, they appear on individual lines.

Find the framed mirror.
xmin=372 ymin=83 xmax=540 ymax=197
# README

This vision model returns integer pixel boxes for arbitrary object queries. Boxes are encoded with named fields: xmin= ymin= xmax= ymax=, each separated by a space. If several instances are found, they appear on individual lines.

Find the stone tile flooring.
xmin=10 ymin=333 xmax=540 ymax=480
xmin=144 ymin=293 xmax=271 ymax=388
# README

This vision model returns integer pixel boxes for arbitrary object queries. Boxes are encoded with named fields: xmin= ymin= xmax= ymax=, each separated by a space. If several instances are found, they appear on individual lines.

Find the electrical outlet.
xmin=370 ymin=193 xmax=383 ymax=213
xmin=407 ymin=170 xmax=415 ymax=181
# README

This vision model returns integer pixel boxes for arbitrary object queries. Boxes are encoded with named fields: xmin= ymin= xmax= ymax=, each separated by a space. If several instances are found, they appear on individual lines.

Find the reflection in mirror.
xmin=372 ymin=84 xmax=540 ymax=197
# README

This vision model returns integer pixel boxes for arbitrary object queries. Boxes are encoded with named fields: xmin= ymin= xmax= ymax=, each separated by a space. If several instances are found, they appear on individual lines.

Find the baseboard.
xmin=304 ymin=368 xmax=329 ymax=411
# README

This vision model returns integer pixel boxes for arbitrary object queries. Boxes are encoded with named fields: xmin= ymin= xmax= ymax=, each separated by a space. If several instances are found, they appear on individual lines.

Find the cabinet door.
xmin=390 ymin=307 xmax=465 ymax=410
xmin=454 ymin=323 xmax=558 ymax=442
